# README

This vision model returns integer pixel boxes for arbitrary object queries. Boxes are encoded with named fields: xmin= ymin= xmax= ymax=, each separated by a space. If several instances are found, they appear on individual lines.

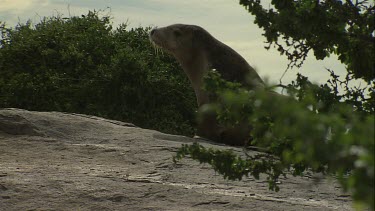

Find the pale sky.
xmin=0 ymin=0 xmax=349 ymax=85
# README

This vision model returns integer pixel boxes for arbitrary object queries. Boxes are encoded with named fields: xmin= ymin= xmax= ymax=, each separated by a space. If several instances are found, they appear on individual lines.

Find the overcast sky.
xmin=0 ymin=0 xmax=348 ymax=85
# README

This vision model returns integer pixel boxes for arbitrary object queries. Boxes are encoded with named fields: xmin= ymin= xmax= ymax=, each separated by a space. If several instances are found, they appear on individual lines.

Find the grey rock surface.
xmin=0 ymin=108 xmax=353 ymax=210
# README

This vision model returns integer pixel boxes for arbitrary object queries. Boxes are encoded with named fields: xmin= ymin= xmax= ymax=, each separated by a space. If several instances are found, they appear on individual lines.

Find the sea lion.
xmin=150 ymin=24 xmax=264 ymax=145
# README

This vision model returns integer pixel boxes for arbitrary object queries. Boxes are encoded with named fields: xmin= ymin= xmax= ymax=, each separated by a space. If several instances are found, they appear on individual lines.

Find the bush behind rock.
xmin=0 ymin=11 xmax=196 ymax=136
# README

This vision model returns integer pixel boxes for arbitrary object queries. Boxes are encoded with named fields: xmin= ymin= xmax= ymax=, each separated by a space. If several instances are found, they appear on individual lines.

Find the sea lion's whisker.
xmin=156 ymin=45 xmax=160 ymax=56
xmin=151 ymin=42 xmax=159 ymax=56
xmin=154 ymin=45 xmax=158 ymax=56
xmin=150 ymin=40 xmax=165 ymax=57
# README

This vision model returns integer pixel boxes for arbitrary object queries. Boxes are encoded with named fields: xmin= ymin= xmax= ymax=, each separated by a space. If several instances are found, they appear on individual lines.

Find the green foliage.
xmin=175 ymin=71 xmax=374 ymax=209
xmin=0 ymin=11 xmax=196 ymax=136
xmin=174 ymin=142 xmax=286 ymax=192
xmin=175 ymin=0 xmax=374 ymax=209
xmin=239 ymin=0 xmax=374 ymax=82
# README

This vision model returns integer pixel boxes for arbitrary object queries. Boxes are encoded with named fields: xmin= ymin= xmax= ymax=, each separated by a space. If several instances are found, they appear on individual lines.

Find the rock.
xmin=0 ymin=108 xmax=353 ymax=210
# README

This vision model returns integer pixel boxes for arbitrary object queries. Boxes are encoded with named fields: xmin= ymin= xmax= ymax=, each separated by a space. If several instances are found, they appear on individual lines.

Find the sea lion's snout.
xmin=149 ymin=27 xmax=162 ymax=45
xmin=149 ymin=28 xmax=158 ymax=40
xmin=149 ymin=27 xmax=173 ymax=53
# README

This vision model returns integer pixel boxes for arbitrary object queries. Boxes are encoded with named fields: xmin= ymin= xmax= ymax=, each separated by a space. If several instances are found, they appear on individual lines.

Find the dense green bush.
xmin=0 ymin=11 xmax=196 ymax=136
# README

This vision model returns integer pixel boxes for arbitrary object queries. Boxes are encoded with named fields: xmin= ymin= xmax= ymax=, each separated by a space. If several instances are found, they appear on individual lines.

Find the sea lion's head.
xmin=149 ymin=24 xmax=209 ymax=62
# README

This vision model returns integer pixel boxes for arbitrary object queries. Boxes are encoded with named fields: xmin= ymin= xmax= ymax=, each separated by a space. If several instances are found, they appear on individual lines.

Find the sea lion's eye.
xmin=173 ymin=30 xmax=182 ymax=37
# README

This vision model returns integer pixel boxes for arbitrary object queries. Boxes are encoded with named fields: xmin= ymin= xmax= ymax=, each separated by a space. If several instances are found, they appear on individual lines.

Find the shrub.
xmin=0 ymin=11 xmax=196 ymax=136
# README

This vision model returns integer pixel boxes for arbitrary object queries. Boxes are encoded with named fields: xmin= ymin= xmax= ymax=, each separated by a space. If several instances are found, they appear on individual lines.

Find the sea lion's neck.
xmin=176 ymin=50 xmax=207 ymax=84
xmin=176 ymin=51 xmax=210 ymax=106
